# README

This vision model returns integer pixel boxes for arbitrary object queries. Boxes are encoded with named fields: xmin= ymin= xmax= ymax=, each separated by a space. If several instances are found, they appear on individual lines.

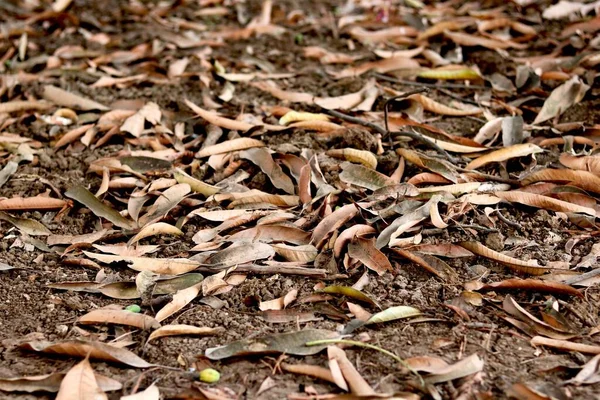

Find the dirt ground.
xmin=1 ymin=0 xmax=600 ymax=399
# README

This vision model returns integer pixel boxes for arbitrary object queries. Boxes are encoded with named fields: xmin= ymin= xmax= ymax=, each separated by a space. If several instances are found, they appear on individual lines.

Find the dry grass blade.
xmin=459 ymin=241 xmax=551 ymax=275
xmin=496 ymin=191 xmax=596 ymax=216
xmin=465 ymin=143 xmax=543 ymax=170
xmin=78 ymin=309 xmax=160 ymax=330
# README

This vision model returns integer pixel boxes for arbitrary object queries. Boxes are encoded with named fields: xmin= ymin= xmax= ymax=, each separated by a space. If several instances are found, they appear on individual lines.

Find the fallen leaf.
xmin=0 ymin=211 xmax=51 ymax=236
xmin=65 ymin=186 xmax=134 ymax=229
xmin=83 ymin=252 xmax=200 ymax=275
xmin=78 ymin=309 xmax=160 ymax=330
xmin=147 ymin=325 xmax=223 ymax=342
xmin=127 ymin=222 xmax=182 ymax=246
xmin=465 ymin=143 xmax=543 ymax=170
xmin=533 ymin=76 xmax=589 ymax=124
xmin=155 ymin=282 xmax=203 ymax=322
xmin=240 ymin=148 xmax=295 ymax=194
xmin=120 ymin=384 xmax=160 ymax=400
xmin=20 ymin=340 xmax=152 ymax=368
xmin=348 ymin=237 xmax=393 ymax=275
xmin=459 ymin=241 xmax=551 ymax=275
xmin=205 ymin=329 xmax=338 ymax=360
xmin=43 ymin=85 xmax=109 ymax=111
xmin=56 ymin=358 xmax=107 ymax=400
xmin=424 ymin=353 xmax=484 ymax=384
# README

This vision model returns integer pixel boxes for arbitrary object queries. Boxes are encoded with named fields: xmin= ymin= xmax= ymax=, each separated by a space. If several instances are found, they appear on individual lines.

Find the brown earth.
xmin=1 ymin=0 xmax=599 ymax=399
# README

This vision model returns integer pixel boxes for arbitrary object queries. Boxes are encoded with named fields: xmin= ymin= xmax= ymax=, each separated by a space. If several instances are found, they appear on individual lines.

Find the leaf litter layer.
xmin=1 ymin=0 xmax=600 ymax=398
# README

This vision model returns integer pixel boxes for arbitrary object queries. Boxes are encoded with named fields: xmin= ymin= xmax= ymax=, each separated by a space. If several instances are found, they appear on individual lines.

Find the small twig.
xmin=374 ymin=73 xmax=488 ymax=90
xmin=305 ymin=338 xmax=425 ymax=387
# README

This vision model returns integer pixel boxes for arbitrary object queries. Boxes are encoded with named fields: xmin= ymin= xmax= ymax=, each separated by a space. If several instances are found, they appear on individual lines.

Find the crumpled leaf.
xmin=348 ymin=238 xmax=393 ymax=275
xmin=424 ymin=353 xmax=484 ymax=384
xmin=240 ymin=148 xmax=295 ymax=194
xmin=465 ymin=143 xmax=543 ymax=170
xmin=340 ymin=163 xmax=395 ymax=191
xmin=205 ymin=329 xmax=338 ymax=360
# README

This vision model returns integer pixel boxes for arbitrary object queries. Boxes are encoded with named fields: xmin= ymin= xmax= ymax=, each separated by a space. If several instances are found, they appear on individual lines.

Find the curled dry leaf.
xmin=496 ymin=191 xmax=596 ymax=216
xmin=19 ymin=340 xmax=152 ymax=368
xmin=205 ymin=329 xmax=338 ymax=360
xmin=339 ymin=163 xmax=395 ymax=190
xmin=78 ymin=309 xmax=160 ymax=330
xmin=147 ymin=325 xmax=223 ymax=342
xmin=229 ymin=225 xmax=310 ymax=245
xmin=326 ymin=148 xmax=378 ymax=169
xmin=467 ymin=278 xmax=582 ymax=298
xmin=328 ymin=56 xmax=420 ymax=80
xmin=397 ymin=148 xmax=460 ymax=183
xmin=559 ymin=153 xmax=600 ymax=176
xmin=410 ymin=94 xmax=482 ymax=116
xmin=280 ymin=362 xmax=337 ymax=385
xmin=334 ymin=225 xmax=376 ymax=258
xmin=531 ymin=336 xmax=600 ymax=354
xmin=185 ymin=99 xmax=284 ymax=132
xmin=174 ymin=168 xmax=220 ymax=197
xmin=259 ymin=289 xmax=298 ymax=311
xmin=56 ymin=358 xmax=107 ymax=400
xmin=465 ymin=143 xmax=543 ymax=170
xmin=504 ymin=295 xmax=575 ymax=339
xmin=320 ymin=286 xmax=378 ymax=308
xmin=459 ymin=241 xmax=551 ymax=275
xmin=521 ymin=168 xmax=600 ymax=195
xmin=273 ymin=244 xmax=318 ymax=262
xmin=197 ymin=137 xmax=266 ymax=158
xmin=279 ymin=111 xmax=329 ymax=125
xmin=138 ymin=183 xmax=191 ymax=227
xmin=127 ymin=222 xmax=182 ymax=246
xmin=312 ymin=203 xmax=359 ymax=249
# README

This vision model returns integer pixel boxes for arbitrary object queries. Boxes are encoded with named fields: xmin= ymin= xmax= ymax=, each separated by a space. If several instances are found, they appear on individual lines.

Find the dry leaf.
xmin=78 ymin=309 xmax=160 ymax=330
xmin=56 ymin=358 xmax=107 ymax=400
xmin=43 ymin=85 xmax=109 ymax=111
xmin=155 ymin=282 xmax=203 ymax=322
xmin=147 ymin=325 xmax=223 ymax=342
xmin=465 ymin=143 xmax=543 ymax=170
xmin=348 ymin=237 xmax=393 ymax=275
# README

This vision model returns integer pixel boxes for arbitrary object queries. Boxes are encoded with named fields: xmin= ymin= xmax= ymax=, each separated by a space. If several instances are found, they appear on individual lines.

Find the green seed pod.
xmin=125 ymin=305 xmax=141 ymax=313
xmin=199 ymin=368 xmax=220 ymax=383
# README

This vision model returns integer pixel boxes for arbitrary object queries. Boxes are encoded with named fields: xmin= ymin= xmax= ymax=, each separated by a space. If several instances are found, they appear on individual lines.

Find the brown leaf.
xmin=348 ymin=238 xmax=393 ymax=275
xmin=312 ymin=203 xmax=359 ymax=249
xmin=43 ymin=85 xmax=109 ymax=111
xmin=205 ymin=329 xmax=338 ymax=360
xmin=204 ymin=243 xmax=275 ymax=268
xmin=334 ymin=225 xmax=376 ymax=258
xmin=155 ymin=282 xmax=203 ymax=322
xmin=503 ymin=295 xmax=576 ymax=339
xmin=147 ymin=325 xmax=223 ymax=342
xmin=229 ymin=225 xmax=310 ymax=245
xmin=259 ymin=289 xmax=298 ymax=311
xmin=531 ymin=336 xmax=600 ymax=354
xmin=496 ymin=191 xmax=596 ymax=216
xmin=459 ymin=241 xmax=551 ymax=275
xmin=465 ymin=143 xmax=543 ymax=170
xmin=0 ymin=372 xmax=121 ymax=394
xmin=240 ymin=148 xmax=295 ymax=194
xmin=273 ymin=244 xmax=318 ymax=262
xmin=424 ymin=353 xmax=484 ymax=384
xmin=78 ymin=309 xmax=160 ymax=330
xmin=20 ymin=340 xmax=152 ymax=368
xmin=83 ymin=252 xmax=200 ymax=275
xmin=328 ymin=56 xmax=420 ymax=80
xmin=65 ymin=186 xmax=134 ymax=229
xmin=0 ymin=211 xmax=51 ymax=236
xmin=533 ymin=76 xmax=589 ymax=125
xmin=469 ymin=279 xmax=582 ymax=298
xmin=197 ymin=137 xmax=266 ymax=158
xmin=522 ymin=168 xmax=600 ymax=195
xmin=327 ymin=346 xmax=375 ymax=395
xmin=0 ymin=100 xmax=51 ymax=114
xmin=185 ymin=99 xmax=284 ymax=132
xmin=339 ymin=163 xmax=395 ymax=190
xmin=56 ymin=358 xmax=107 ymax=400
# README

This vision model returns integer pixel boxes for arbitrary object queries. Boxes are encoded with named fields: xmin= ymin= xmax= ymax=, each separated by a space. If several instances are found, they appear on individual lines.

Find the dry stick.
xmin=374 ymin=73 xmax=488 ymax=90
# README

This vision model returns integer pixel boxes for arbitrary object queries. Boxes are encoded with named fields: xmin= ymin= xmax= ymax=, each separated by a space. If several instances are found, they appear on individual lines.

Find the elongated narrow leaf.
xmin=205 ymin=329 xmax=338 ymax=360
xmin=147 ymin=325 xmax=223 ymax=342
xmin=465 ymin=143 xmax=543 ymax=170
xmin=20 ymin=340 xmax=152 ymax=368
xmin=240 ymin=148 xmax=295 ymax=194
xmin=83 ymin=252 xmax=200 ymax=275
xmin=348 ymin=238 xmax=393 ymax=275
xmin=496 ymin=191 xmax=596 ymax=216
xmin=0 ymin=211 xmax=51 ymax=236
xmin=320 ymin=286 xmax=378 ymax=307
xmin=459 ymin=241 xmax=551 ymax=275
xmin=424 ymin=354 xmax=484 ymax=384
xmin=366 ymin=306 xmax=422 ymax=325
xmin=78 ymin=309 xmax=160 ymax=330
xmin=0 ymin=372 xmax=121 ymax=394
xmin=173 ymin=168 xmax=220 ymax=197
xmin=340 ymin=163 xmax=395 ymax=190
xmin=155 ymin=282 xmax=203 ymax=322
xmin=65 ymin=186 xmax=134 ymax=229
